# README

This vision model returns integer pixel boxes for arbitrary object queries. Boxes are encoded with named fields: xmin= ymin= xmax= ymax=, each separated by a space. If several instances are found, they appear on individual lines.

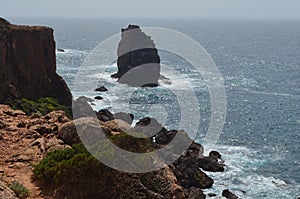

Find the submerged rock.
xmin=57 ymin=48 xmax=65 ymax=52
xmin=114 ymin=25 xmax=161 ymax=87
xmin=94 ymin=86 xmax=108 ymax=92
xmin=94 ymin=96 xmax=103 ymax=100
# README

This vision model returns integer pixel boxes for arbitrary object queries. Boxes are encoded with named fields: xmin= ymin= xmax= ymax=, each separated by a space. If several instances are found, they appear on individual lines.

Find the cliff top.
xmin=0 ymin=17 xmax=51 ymax=31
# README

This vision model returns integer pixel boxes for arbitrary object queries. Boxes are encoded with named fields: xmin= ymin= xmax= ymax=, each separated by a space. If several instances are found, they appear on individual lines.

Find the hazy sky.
xmin=1 ymin=0 xmax=300 ymax=19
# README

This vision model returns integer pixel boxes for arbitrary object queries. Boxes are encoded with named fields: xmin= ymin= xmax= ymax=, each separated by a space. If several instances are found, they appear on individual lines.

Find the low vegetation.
xmin=32 ymin=144 xmax=115 ymax=198
xmin=110 ymin=132 xmax=154 ymax=153
xmin=11 ymin=97 xmax=71 ymax=118
xmin=33 ymin=144 xmax=102 ymax=185
xmin=8 ymin=180 xmax=30 ymax=199
xmin=32 ymin=132 xmax=154 ymax=197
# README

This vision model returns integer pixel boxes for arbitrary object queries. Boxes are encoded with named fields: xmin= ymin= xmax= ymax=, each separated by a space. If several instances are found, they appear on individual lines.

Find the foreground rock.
xmin=0 ymin=104 xmax=71 ymax=198
xmin=0 ymin=180 xmax=18 ymax=199
xmin=0 ymin=103 xmax=227 ymax=198
xmin=0 ymin=18 xmax=72 ymax=108
xmin=113 ymin=25 xmax=161 ymax=87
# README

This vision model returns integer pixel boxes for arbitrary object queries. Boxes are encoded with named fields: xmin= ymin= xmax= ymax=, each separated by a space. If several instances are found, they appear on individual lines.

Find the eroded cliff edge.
xmin=0 ymin=18 xmax=72 ymax=108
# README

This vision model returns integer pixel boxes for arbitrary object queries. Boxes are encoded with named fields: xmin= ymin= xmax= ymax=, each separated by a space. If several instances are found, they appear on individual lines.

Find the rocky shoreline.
xmin=0 ymin=18 xmax=239 ymax=198
xmin=0 ymin=103 xmax=239 ymax=199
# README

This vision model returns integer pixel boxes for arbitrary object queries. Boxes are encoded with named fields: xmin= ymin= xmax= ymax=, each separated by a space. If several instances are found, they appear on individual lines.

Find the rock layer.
xmin=0 ymin=18 xmax=72 ymax=108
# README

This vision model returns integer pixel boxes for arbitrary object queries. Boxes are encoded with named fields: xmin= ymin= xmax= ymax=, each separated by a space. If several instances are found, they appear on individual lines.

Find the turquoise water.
xmin=13 ymin=18 xmax=300 ymax=198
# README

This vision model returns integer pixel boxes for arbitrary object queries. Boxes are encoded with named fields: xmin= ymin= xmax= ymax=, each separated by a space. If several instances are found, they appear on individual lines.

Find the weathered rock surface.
xmin=58 ymin=117 xmax=111 ymax=146
xmin=113 ymin=25 xmax=161 ymax=87
xmin=72 ymin=97 xmax=95 ymax=119
xmin=0 ymin=103 xmax=228 ymax=198
xmin=0 ymin=18 xmax=72 ymax=108
xmin=113 ymin=112 xmax=134 ymax=124
xmin=0 ymin=104 xmax=71 ymax=198
xmin=0 ymin=180 xmax=18 ymax=199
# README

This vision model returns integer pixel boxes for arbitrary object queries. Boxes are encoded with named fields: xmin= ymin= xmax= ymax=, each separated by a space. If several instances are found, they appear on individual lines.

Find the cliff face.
xmin=114 ymin=25 xmax=161 ymax=87
xmin=0 ymin=19 xmax=72 ymax=107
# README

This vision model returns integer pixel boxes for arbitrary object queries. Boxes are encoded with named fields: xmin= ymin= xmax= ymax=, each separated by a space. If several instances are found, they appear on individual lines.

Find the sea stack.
xmin=113 ymin=25 xmax=161 ymax=87
xmin=0 ymin=18 xmax=72 ymax=108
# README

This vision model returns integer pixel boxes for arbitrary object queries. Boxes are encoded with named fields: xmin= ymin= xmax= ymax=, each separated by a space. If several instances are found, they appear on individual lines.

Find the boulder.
xmin=72 ymin=97 xmax=95 ymax=119
xmin=58 ymin=117 xmax=110 ymax=146
xmin=113 ymin=112 xmax=134 ymax=124
xmin=198 ymin=150 xmax=225 ymax=172
xmin=198 ymin=157 xmax=225 ymax=172
xmin=94 ymin=86 xmax=108 ymax=92
xmin=44 ymin=110 xmax=70 ymax=123
xmin=94 ymin=96 xmax=103 ymax=100
xmin=222 ymin=189 xmax=238 ymax=199
xmin=96 ymin=109 xmax=114 ymax=122
xmin=104 ymin=119 xmax=133 ymax=133
xmin=134 ymin=117 xmax=166 ymax=137
xmin=139 ymin=166 xmax=187 ymax=198
xmin=187 ymin=187 xmax=205 ymax=199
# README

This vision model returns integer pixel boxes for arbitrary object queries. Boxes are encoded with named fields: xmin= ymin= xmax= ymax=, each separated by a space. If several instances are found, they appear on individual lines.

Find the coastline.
xmin=0 ymin=18 xmax=238 ymax=199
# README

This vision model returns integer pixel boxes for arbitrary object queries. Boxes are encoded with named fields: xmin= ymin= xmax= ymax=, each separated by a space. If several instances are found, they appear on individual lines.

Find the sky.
xmin=1 ymin=0 xmax=300 ymax=19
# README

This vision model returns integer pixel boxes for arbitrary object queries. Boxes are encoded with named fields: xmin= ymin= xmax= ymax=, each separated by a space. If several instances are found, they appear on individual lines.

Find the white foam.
xmin=56 ymin=48 xmax=88 ymax=55
xmin=201 ymin=143 xmax=300 ymax=199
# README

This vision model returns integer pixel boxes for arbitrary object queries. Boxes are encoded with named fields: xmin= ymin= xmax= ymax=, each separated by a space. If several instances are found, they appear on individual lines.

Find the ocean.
xmin=12 ymin=18 xmax=300 ymax=198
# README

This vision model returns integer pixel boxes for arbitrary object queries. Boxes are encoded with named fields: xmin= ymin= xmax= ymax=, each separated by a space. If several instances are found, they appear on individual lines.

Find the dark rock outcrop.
xmin=198 ymin=151 xmax=225 ymax=172
xmin=222 ymin=189 xmax=238 ymax=199
xmin=72 ymin=97 xmax=95 ymax=119
xmin=57 ymin=48 xmax=65 ymax=52
xmin=113 ymin=25 xmax=161 ymax=87
xmin=0 ymin=18 xmax=72 ymax=108
xmin=94 ymin=96 xmax=103 ymax=100
xmin=96 ymin=109 xmax=114 ymax=122
xmin=94 ymin=86 xmax=108 ymax=92
xmin=113 ymin=112 xmax=134 ymax=124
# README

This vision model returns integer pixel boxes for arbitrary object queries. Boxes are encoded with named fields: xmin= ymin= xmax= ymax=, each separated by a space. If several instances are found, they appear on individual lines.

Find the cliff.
xmin=0 ymin=18 xmax=72 ymax=108
xmin=113 ymin=25 xmax=161 ymax=87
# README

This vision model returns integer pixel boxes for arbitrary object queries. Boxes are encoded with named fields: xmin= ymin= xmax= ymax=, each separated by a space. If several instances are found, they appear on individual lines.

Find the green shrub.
xmin=33 ymin=144 xmax=104 ymax=185
xmin=33 ymin=134 xmax=156 ymax=197
xmin=110 ymin=132 xmax=154 ymax=153
xmin=33 ymin=133 xmax=154 ymax=185
xmin=11 ymin=97 xmax=71 ymax=118
xmin=8 ymin=180 xmax=30 ymax=199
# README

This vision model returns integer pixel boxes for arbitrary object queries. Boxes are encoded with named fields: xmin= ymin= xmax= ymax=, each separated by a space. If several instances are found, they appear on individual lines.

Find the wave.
xmin=200 ymin=143 xmax=300 ymax=199
xmin=237 ymin=88 xmax=300 ymax=98
xmin=56 ymin=48 xmax=88 ymax=55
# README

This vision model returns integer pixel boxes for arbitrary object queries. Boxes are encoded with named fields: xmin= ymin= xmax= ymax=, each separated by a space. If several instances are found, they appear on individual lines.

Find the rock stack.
xmin=112 ymin=25 xmax=161 ymax=87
